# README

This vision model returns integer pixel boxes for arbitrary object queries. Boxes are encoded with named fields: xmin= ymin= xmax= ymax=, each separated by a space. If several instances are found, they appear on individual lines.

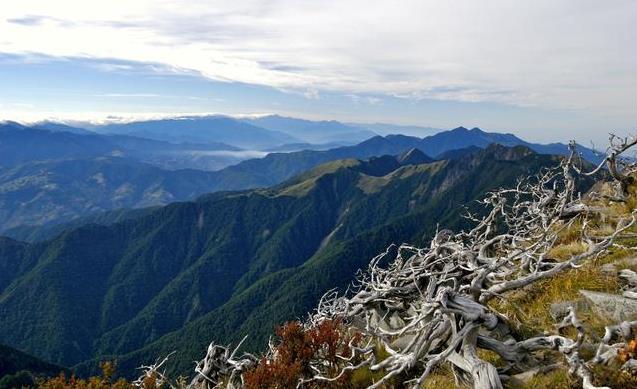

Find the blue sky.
xmin=1 ymin=1 xmax=636 ymax=145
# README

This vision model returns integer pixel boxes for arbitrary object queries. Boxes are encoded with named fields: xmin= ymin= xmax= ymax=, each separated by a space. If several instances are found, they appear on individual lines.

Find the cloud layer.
xmin=1 ymin=1 xmax=636 ymax=121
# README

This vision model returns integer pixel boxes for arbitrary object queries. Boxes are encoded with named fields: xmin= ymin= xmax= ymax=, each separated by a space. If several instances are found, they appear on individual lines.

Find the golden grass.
xmin=514 ymin=368 xmax=574 ymax=389
xmin=547 ymin=241 xmax=588 ymax=260
xmin=491 ymin=254 xmax=620 ymax=338
xmin=420 ymin=365 xmax=469 ymax=389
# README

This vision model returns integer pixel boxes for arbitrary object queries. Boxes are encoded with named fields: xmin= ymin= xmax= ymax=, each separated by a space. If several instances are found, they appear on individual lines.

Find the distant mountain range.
xmin=0 ymin=121 xmax=242 ymax=171
xmin=0 ymin=121 xmax=601 ymax=234
xmin=94 ymin=116 xmax=299 ymax=150
xmin=0 ymin=122 xmax=119 ymax=167
xmin=0 ymin=144 xmax=590 ymax=379
xmin=347 ymin=122 xmax=441 ymax=137
xmin=242 ymin=115 xmax=376 ymax=144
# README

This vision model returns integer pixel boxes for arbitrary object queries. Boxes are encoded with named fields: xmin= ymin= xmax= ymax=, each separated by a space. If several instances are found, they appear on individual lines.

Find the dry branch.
xmin=184 ymin=137 xmax=637 ymax=388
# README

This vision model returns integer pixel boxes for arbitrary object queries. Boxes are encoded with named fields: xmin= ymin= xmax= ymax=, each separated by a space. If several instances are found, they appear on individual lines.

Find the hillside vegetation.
xmin=1 ymin=123 xmax=600 ymax=236
xmin=0 ymin=145 xmax=568 ymax=380
xmin=25 ymin=143 xmax=637 ymax=389
xmin=0 ymin=343 xmax=68 ymax=389
xmin=163 ymin=139 xmax=637 ymax=388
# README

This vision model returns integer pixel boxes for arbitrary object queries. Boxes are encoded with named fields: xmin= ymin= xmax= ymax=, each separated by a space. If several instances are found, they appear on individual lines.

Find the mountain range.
xmin=0 ymin=120 xmax=600 ymax=235
xmin=241 ymin=115 xmax=376 ymax=144
xmin=0 ymin=121 xmax=242 ymax=171
xmin=0 ymin=157 xmax=218 ymax=232
xmin=94 ymin=116 xmax=299 ymax=150
xmin=0 ymin=144 xmax=586 ymax=379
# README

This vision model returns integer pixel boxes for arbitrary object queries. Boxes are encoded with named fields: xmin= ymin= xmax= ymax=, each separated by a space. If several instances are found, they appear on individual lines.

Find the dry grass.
xmin=548 ymin=241 xmax=588 ymax=260
xmin=491 ymin=238 xmax=626 ymax=346
xmin=420 ymin=365 xmax=469 ymax=389
xmin=514 ymin=368 xmax=574 ymax=389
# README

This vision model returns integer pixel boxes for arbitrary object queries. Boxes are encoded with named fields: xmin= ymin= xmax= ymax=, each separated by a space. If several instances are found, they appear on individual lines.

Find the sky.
xmin=0 ymin=0 xmax=636 ymax=145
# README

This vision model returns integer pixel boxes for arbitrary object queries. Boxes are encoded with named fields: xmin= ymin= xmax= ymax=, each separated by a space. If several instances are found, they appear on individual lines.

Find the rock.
xmin=620 ymin=269 xmax=637 ymax=286
xmin=580 ymin=290 xmax=637 ymax=321
xmin=622 ymin=359 xmax=637 ymax=373
xmin=549 ymin=302 xmax=573 ymax=320
xmin=601 ymin=263 xmax=617 ymax=275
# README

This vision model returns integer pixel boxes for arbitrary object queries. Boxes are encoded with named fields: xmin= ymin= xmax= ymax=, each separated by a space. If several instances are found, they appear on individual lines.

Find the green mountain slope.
xmin=104 ymin=145 xmax=566 ymax=377
xmin=0 ymin=131 xmax=431 ymax=235
xmin=0 ymin=157 xmax=221 ymax=232
xmin=0 ymin=145 xmax=573 ymax=378
xmin=0 ymin=342 xmax=68 ymax=381
xmin=1 ymin=124 xmax=600 ymax=237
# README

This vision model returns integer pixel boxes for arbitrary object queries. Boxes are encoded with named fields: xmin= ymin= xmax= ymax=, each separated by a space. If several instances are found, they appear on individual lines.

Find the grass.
xmin=350 ymin=176 xmax=637 ymax=387
xmin=420 ymin=365 xmax=468 ymax=389
xmin=515 ymin=368 xmax=574 ymax=389
xmin=547 ymin=241 xmax=588 ymax=260
xmin=492 ymin=252 xmax=620 ymax=340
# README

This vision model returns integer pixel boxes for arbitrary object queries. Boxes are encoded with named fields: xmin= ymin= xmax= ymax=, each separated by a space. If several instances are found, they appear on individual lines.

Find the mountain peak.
xmin=397 ymin=148 xmax=432 ymax=165
xmin=0 ymin=121 xmax=27 ymax=131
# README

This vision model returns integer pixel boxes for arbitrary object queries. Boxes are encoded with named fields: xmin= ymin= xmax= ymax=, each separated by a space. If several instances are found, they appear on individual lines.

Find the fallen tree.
xmin=171 ymin=138 xmax=637 ymax=389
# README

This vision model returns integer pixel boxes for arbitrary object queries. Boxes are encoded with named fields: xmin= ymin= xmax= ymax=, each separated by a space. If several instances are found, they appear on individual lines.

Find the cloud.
xmin=0 ymin=0 xmax=636 ymax=120
xmin=6 ymin=15 xmax=47 ymax=26
xmin=303 ymin=89 xmax=320 ymax=100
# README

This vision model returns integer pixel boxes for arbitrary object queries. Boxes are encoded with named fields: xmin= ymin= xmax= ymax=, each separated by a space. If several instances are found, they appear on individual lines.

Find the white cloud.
xmin=1 ymin=0 xmax=636 ymax=120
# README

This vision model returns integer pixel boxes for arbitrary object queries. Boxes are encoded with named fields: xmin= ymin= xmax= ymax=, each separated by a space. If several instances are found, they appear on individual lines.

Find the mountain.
xmin=33 ymin=121 xmax=95 ymax=135
xmin=0 ymin=132 xmax=428 ymax=233
xmin=0 ymin=123 xmax=119 ymax=168
xmin=0 ymin=157 xmax=219 ymax=232
xmin=0 ymin=122 xmax=245 ymax=171
xmin=205 ymin=134 xmax=432 ymax=190
xmin=0 ymin=343 xmax=68 ymax=380
xmin=265 ymin=141 xmax=353 ymax=152
xmin=349 ymin=122 xmax=441 ymax=137
xmin=103 ymin=134 xmax=248 ymax=171
xmin=0 ymin=145 xmax=581 ymax=378
xmin=0 ymin=125 xmax=600 ymax=234
xmin=242 ymin=115 xmax=376 ymax=144
xmin=201 ymin=127 xmax=600 ymax=192
xmin=2 ymin=207 xmax=160 ymax=243
xmin=412 ymin=126 xmax=601 ymax=163
xmin=396 ymin=148 xmax=432 ymax=165
xmin=95 ymin=116 xmax=299 ymax=149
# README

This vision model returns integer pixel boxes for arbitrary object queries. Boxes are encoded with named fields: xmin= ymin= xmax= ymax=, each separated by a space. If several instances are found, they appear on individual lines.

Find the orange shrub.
xmin=244 ymin=319 xmax=364 ymax=389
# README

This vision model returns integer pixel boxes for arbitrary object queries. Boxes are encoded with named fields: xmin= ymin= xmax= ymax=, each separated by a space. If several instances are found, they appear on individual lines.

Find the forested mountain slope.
xmin=0 ymin=124 xmax=599 ymax=235
xmin=0 ymin=144 xmax=573 ymax=379
xmin=0 ymin=343 xmax=68 ymax=381
xmin=0 ymin=157 xmax=218 ymax=232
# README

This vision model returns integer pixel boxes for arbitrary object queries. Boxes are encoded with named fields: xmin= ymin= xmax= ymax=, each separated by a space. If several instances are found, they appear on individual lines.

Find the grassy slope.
xmin=416 ymin=179 xmax=637 ymax=388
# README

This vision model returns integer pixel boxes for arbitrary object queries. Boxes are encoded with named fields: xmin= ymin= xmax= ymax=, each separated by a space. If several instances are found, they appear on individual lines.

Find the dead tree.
xmin=187 ymin=137 xmax=637 ymax=388
xmin=134 ymin=352 xmax=177 ymax=388
xmin=571 ymin=134 xmax=637 ymax=196
xmin=188 ymin=337 xmax=258 ymax=389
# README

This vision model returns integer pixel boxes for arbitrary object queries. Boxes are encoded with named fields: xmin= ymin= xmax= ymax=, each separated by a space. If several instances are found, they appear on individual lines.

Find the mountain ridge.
xmin=0 ymin=145 xmax=583 ymax=379
xmin=0 ymin=123 xmax=600 ymax=235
